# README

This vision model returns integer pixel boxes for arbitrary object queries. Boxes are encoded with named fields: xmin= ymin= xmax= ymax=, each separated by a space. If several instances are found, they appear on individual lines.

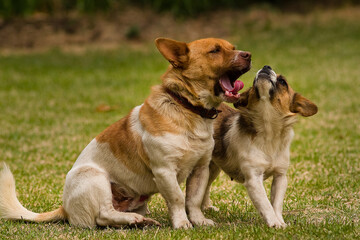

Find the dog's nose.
xmin=263 ymin=65 xmax=272 ymax=70
xmin=239 ymin=51 xmax=251 ymax=60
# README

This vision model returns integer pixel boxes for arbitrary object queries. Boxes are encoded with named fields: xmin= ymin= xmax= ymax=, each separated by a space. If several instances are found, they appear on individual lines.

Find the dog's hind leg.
xmin=201 ymin=161 xmax=221 ymax=211
xmin=63 ymin=165 xmax=159 ymax=228
xmin=133 ymin=202 xmax=150 ymax=216
xmin=96 ymin=205 xmax=159 ymax=228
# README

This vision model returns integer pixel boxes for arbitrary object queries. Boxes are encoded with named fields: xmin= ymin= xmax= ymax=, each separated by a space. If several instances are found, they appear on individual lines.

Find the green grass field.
xmin=0 ymin=9 xmax=359 ymax=239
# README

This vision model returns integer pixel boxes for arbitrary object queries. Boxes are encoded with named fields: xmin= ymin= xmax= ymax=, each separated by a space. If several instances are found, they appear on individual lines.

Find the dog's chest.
xmin=143 ymin=120 xmax=214 ymax=181
xmin=220 ymin=125 xmax=293 ymax=182
xmin=249 ymin=131 xmax=293 ymax=177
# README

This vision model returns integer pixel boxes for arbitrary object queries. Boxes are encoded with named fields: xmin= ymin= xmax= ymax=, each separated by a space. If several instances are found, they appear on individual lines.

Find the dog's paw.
xmin=173 ymin=218 xmax=193 ymax=229
xmin=190 ymin=216 xmax=215 ymax=227
xmin=202 ymin=205 xmax=220 ymax=212
xmin=264 ymin=216 xmax=286 ymax=229
xmin=267 ymin=219 xmax=285 ymax=229
xmin=276 ymin=215 xmax=287 ymax=228
xmin=142 ymin=217 xmax=161 ymax=226
xmin=128 ymin=214 xmax=161 ymax=227
xmin=126 ymin=213 xmax=146 ymax=224
xmin=276 ymin=220 xmax=287 ymax=228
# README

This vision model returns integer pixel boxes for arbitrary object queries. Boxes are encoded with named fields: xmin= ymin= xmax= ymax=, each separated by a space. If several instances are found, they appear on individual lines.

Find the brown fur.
xmin=96 ymin=113 xmax=150 ymax=174
xmin=145 ymin=85 xmax=202 ymax=133
xmin=290 ymin=93 xmax=319 ymax=117
xmin=159 ymin=38 xmax=251 ymax=108
xmin=139 ymin=99 xmax=180 ymax=136
xmin=212 ymin=104 xmax=236 ymax=159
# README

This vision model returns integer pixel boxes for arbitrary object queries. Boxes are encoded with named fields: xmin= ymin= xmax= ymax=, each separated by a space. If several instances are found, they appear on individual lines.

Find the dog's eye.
xmin=278 ymin=77 xmax=287 ymax=87
xmin=209 ymin=46 xmax=221 ymax=54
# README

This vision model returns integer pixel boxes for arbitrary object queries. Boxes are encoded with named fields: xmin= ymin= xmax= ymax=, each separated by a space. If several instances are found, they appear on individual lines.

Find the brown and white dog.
xmin=202 ymin=66 xmax=317 ymax=227
xmin=0 ymin=38 xmax=251 ymax=229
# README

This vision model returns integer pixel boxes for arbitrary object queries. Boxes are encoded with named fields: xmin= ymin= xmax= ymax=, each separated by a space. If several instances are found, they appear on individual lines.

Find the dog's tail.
xmin=0 ymin=163 xmax=67 ymax=223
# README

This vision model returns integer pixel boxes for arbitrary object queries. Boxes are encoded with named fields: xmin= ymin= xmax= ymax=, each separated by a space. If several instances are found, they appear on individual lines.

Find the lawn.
xmin=0 ymin=8 xmax=359 ymax=239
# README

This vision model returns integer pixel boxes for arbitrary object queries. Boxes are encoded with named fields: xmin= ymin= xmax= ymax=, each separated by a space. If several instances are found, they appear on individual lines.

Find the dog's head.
xmin=234 ymin=65 xmax=318 ymax=117
xmin=155 ymin=38 xmax=251 ymax=108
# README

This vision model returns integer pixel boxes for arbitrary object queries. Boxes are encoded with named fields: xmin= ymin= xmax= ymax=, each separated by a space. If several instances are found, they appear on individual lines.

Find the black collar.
xmin=165 ymin=88 xmax=221 ymax=119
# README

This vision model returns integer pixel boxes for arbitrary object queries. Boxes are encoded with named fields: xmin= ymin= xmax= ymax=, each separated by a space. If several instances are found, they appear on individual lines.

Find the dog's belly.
xmin=110 ymin=182 xmax=150 ymax=212
xmin=214 ymin=147 xmax=289 ymax=183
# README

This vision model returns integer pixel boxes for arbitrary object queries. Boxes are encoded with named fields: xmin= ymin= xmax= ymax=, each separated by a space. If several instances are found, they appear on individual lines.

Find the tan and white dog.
xmin=0 ymin=38 xmax=251 ymax=229
xmin=202 ymin=66 xmax=317 ymax=227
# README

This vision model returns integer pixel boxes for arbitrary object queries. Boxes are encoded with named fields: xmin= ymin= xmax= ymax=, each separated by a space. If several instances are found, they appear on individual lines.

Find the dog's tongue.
xmin=232 ymin=80 xmax=244 ymax=93
xmin=220 ymin=75 xmax=244 ymax=101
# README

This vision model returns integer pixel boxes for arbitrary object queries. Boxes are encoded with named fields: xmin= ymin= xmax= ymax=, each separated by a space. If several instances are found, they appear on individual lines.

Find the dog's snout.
xmin=259 ymin=65 xmax=273 ymax=75
xmin=239 ymin=51 xmax=251 ymax=60
xmin=263 ymin=65 xmax=272 ymax=70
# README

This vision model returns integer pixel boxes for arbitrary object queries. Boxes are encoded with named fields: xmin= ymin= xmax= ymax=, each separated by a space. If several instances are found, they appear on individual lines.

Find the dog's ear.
xmin=155 ymin=38 xmax=189 ymax=68
xmin=233 ymin=88 xmax=251 ymax=109
xmin=290 ymin=93 xmax=318 ymax=117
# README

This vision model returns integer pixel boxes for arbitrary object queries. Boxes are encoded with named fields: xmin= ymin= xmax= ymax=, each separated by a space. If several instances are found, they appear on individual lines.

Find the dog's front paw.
xmin=173 ymin=218 xmax=193 ymax=229
xmin=266 ymin=218 xmax=285 ymax=229
xmin=202 ymin=205 xmax=220 ymax=212
xmin=275 ymin=214 xmax=287 ymax=228
xmin=190 ymin=216 xmax=215 ymax=226
xmin=280 ymin=222 xmax=287 ymax=228
xmin=142 ymin=217 xmax=161 ymax=227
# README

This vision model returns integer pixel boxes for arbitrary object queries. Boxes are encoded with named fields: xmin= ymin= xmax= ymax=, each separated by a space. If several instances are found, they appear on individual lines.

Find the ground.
xmin=0 ymin=6 xmax=359 ymax=239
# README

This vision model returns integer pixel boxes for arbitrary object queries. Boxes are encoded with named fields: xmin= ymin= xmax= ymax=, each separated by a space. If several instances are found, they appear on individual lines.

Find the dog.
xmin=0 ymin=38 xmax=251 ymax=229
xmin=201 ymin=65 xmax=317 ymax=227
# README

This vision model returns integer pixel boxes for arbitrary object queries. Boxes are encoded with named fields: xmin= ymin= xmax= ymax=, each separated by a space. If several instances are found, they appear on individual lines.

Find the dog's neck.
xmin=161 ymin=69 xmax=222 ymax=111
xmin=241 ymin=102 xmax=297 ymax=140
xmin=145 ymin=85 xmax=216 ymax=137
xmin=165 ymin=88 xmax=221 ymax=119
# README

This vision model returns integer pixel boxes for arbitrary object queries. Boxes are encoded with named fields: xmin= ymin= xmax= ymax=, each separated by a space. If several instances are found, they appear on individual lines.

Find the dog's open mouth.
xmin=219 ymin=70 xmax=245 ymax=102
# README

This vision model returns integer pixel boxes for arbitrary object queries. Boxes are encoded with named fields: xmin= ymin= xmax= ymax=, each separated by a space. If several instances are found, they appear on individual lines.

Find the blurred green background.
xmin=0 ymin=0 xmax=358 ymax=17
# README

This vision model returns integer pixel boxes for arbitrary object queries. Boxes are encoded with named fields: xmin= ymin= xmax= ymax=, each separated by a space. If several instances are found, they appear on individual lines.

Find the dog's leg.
xmin=270 ymin=174 xmax=287 ymax=227
xmin=244 ymin=172 xmax=283 ymax=228
xmin=133 ymin=202 xmax=150 ymax=216
xmin=201 ymin=161 xmax=221 ymax=211
xmin=152 ymin=168 xmax=192 ymax=229
xmin=64 ymin=165 xmax=159 ymax=228
xmin=96 ymin=204 xmax=159 ymax=228
xmin=186 ymin=160 xmax=215 ymax=226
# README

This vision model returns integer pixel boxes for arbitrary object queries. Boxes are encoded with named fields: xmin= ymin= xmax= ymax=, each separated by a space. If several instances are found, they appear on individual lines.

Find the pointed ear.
xmin=155 ymin=38 xmax=189 ymax=68
xmin=233 ymin=88 xmax=251 ymax=109
xmin=290 ymin=93 xmax=318 ymax=117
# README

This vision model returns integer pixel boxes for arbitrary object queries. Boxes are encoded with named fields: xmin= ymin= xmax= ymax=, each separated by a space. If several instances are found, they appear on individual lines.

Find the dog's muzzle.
xmin=257 ymin=65 xmax=273 ymax=78
xmin=255 ymin=65 xmax=277 ymax=84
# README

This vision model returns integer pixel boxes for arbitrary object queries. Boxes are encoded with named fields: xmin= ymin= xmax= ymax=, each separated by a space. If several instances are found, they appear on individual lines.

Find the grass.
xmin=0 ymin=9 xmax=359 ymax=239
